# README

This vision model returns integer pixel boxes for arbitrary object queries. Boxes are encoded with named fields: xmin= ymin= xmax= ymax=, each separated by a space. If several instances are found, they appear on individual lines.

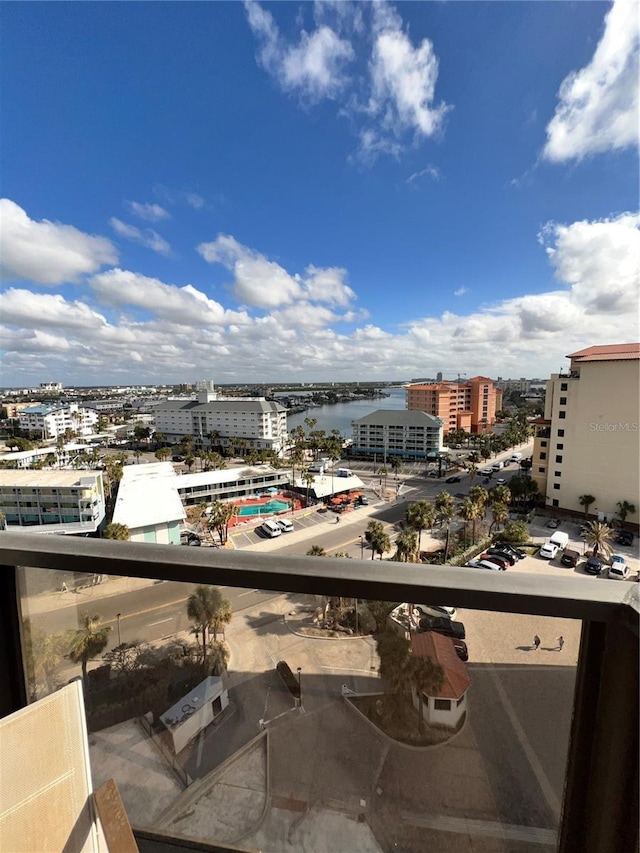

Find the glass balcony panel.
xmin=17 ymin=565 xmax=577 ymax=852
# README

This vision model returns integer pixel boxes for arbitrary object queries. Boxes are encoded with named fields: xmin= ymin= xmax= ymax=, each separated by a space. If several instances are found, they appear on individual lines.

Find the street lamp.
xmin=116 ymin=613 xmax=122 ymax=646
xmin=359 ymin=535 xmax=364 ymax=559
xmin=297 ymin=667 xmax=302 ymax=707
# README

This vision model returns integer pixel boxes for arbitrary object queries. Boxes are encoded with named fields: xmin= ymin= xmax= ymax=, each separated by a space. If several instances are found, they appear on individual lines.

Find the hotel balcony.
xmin=0 ymin=532 xmax=637 ymax=853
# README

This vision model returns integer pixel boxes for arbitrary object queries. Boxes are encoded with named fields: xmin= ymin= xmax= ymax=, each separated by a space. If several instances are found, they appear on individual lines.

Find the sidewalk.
xmin=23 ymin=574 xmax=159 ymax=617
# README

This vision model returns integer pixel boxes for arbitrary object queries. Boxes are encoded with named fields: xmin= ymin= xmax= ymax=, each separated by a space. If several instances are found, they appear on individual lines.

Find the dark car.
xmin=585 ymin=556 xmax=603 ymax=575
xmin=452 ymin=638 xmax=468 ymax=662
xmin=482 ymin=477 xmax=490 ymax=484
xmin=486 ymin=548 xmax=517 ymax=566
xmin=358 ymin=495 xmax=369 ymax=505
xmin=418 ymin=615 xmax=466 ymax=640
xmin=494 ymin=542 xmax=526 ymax=560
xmin=560 ymin=548 xmax=580 ymax=567
xmin=479 ymin=552 xmax=510 ymax=569
xmin=172 ymin=455 xmax=184 ymax=463
xmin=445 ymin=476 xmax=461 ymax=483
xmin=616 ymin=531 xmax=634 ymax=546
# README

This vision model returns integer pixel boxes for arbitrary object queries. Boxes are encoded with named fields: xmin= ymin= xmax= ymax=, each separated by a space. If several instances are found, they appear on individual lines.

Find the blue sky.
xmin=1 ymin=0 xmax=638 ymax=386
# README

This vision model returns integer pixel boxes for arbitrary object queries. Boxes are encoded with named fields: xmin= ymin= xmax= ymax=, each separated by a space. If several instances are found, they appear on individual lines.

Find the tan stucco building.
xmin=406 ymin=376 xmax=499 ymax=434
xmin=533 ymin=343 xmax=639 ymax=527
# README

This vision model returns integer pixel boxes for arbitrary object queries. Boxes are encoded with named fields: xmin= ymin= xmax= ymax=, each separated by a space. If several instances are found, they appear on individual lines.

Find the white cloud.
xmin=109 ymin=218 xmax=171 ymax=255
xmin=368 ymin=2 xmax=450 ymax=142
xmin=90 ymin=268 xmax=250 ymax=327
xmin=407 ymin=164 xmax=441 ymax=184
xmin=198 ymin=234 xmax=356 ymax=311
xmin=126 ymin=201 xmax=170 ymax=222
xmin=543 ymin=0 xmax=639 ymax=162
xmin=0 ymin=198 xmax=117 ymax=285
xmin=245 ymin=1 xmax=354 ymax=101
xmin=0 ymin=288 xmax=108 ymax=331
xmin=185 ymin=193 xmax=205 ymax=210
xmin=453 ymin=286 xmax=467 ymax=297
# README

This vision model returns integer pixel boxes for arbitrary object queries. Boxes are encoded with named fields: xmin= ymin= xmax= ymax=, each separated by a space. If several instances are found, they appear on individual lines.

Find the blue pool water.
xmin=236 ymin=499 xmax=291 ymax=517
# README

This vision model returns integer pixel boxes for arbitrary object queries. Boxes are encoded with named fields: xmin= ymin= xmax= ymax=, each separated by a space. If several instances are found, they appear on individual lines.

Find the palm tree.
xmin=578 ymin=494 xmax=596 ymax=518
xmin=209 ymin=500 xmax=236 ymax=545
xmin=155 ymin=446 xmax=171 ymax=463
xmin=582 ymin=520 xmax=614 ymax=559
xmin=365 ymin=521 xmax=385 ymax=560
xmin=467 ymin=463 xmax=478 ymax=487
xmin=186 ymin=586 xmax=232 ymax=664
xmin=376 ymin=630 xmax=411 ymax=719
xmin=490 ymin=501 xmax=509 ymax=533
xmin=302 ymin=469 xmax=315 ymax=505
xmin=67 ymin=613 xmax=112 ymax=688
xmin=435 ymin=491 xmax=455 ymax=561
xmin=103 ymin=522 xmax=130 ymax=540
xmin=307 ymin=544 xmax=327 ymax=556
xmin=616 ymin=500 xmax=637 ymax=530
xmin=373 ymin=528 xmax=391 ymax=560
xmin=407 ymin=654 xmax=445 ymax=734
xmin=406 ymin=500 xmax=434 ymax=555
xmin=490 ymin=484 xmax=512 ymax=507
xmin=395 ymin=528 xmax=418 ymax=562
xmin=458 ymin=497 xmax=477 ymax=548
xmin=390 ymin=456 xmax=402 ymax=483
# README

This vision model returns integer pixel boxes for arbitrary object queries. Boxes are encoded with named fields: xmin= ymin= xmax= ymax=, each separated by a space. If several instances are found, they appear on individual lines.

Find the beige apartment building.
xmin=406 ymin=376 xmax=499 ymax=434
xmin=531 ymin=343 xmax=639 ymax=527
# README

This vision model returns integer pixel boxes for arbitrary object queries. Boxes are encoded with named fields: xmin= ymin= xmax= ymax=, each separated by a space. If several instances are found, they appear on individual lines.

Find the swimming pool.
xmin=236 ymin=499 xmax=290 ymax=517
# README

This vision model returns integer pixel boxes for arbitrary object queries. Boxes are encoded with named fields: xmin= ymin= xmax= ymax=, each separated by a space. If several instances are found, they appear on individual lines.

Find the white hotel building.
xmin=0 ymin=471 xmax=106 ymax=534
xmin=154 ymin=390 xmax=288 ymax=456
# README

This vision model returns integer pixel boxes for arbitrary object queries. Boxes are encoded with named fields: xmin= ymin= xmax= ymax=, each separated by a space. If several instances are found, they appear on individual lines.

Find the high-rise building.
xmin=406 ymin=376 xmax=498 ymax=435
xmin=531 ymin=343 xmax=639 ymax=523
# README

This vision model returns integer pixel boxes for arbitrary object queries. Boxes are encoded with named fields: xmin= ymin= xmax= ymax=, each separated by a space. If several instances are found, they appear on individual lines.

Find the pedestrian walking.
xmin=557 ymin=636 xmax=564 ymax=651
xmin=533 ymin=634 xmax=541 ymax=650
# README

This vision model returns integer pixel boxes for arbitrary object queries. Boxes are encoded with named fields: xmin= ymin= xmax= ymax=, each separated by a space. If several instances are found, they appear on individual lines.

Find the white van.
xmin=277 ymin=518 xmax=293 ymax=533
xmin=510 ymin=452 xmax=522 ymax=462
xmin=260 ymin=520 xmax=282 ymax=538
xmin=549 ymin=531 xmax=569 ymax=550
xmin=491 ymin=461 xmax=503 ymax=472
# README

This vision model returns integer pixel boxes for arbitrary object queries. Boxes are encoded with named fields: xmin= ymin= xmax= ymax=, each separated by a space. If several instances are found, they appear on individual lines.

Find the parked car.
xmin=172 ymin=455 xmax=184 ymax=462
xmin=560 ymin=549 xmax=580 ymax=568
xmin=358 ymin=495 xmax=369 ymax=505
xmin=547 ymin=518 xmax=560 ymax=529
xmin=277 ymin=518 xmax=294 ymax=533
xmin=608 ymin=555 xmax=629 ymax=580
xmin=445 ymin=476 xmax=461 ymax=483
xmin=259 ymin=520 xmax=282 ymax=538
xmin=413 ymin=604 xmax=457 ymax=621
xmin=585 ymin=556 xmax=603 ymax=575
xmin=452 ymin=638 xmax=468 ymax=662
xmin=494 ymin=542 xmax=526 ymax=560
xmin=418 ymin=615 xmax=466 ymax=640
xmin=181 ymin=533 xmax=201 ymax=546
xmin=539 ymin=542 xmax=560 ymax=560
xmin=486 ymin=548 xmax=517 ymax=566
xmin=479 ymin=552 xmax=510 ymax=569
xmin=466 ymin=559 xmax=504 ymax=571
xmin=616 ymin=531 xmax=634 ymax=546
xmin=496 ymin=478 xmax=507 ymax=486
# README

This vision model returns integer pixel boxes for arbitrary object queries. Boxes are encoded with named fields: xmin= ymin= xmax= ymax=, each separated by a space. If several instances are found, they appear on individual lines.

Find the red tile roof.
xmin=410 ymin=632 xmax=470 ymax=700
xmin=531 ymin=417 xmax=551 ymax=425
xmin=568 ymin=343 xmax=640 ymax=362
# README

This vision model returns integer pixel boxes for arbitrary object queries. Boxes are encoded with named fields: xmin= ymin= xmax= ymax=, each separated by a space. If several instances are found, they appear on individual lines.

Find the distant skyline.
xmin=1 ymin=1 xmax=638 ymax=385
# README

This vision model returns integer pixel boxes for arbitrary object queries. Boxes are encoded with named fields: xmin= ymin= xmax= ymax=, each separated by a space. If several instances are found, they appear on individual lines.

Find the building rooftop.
xmin=177 ymin=464 xmax=282 ymax=489
xmin=154 ymin=399 xmax=286 ymax=414
xmin=352 ymin=409 xmax=443 ymax=427
xmin=0 ymin=470 xmax=100 ymax=487
xmin=567 ymin=343 xmax=640 ymax=362
xmin=411 ymin=631 xmax=471 ymax=700
xmin=112 ymin=462 xmax=186 ymax=529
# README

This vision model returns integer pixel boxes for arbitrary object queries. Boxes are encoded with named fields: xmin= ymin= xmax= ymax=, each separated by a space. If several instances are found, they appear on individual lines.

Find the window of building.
xmin=558 ymin=428 xmax=564 ymax=437
xmin=553 ymin=484 xmax=560 ymax=490
xmin=560 ymin=383 xmax=568 ymax=391
xmin=557 ymin=443 xmax=564 ymax=450
xmin=552 ymin=499 xmax=559 ymax=507
xmin=540 ymin=452 xmax=547 ymax=460
xmin=559 ymin=397 xmax=567 ymax=406
xmin=555 ymin=455 xmax=563 ymax=463
xmin=538 ymin=467 xmax=545 ymax=473
xmin=434 ymin=698 xmax=451 ymax=711
xmin=559 ymin=411 xmax=566 ymax=419
xmin=555 ymin=471 xmax=561 ymax=477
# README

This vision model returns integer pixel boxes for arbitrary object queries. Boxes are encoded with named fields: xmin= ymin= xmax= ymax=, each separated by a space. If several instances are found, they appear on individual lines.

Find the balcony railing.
xmin=0 ymin=532 xmax=637 ymax=853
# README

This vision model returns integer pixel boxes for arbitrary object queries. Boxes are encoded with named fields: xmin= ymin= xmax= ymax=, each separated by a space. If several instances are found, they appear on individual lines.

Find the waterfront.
xmin=286 ymin=386 xmax=407 ymax=436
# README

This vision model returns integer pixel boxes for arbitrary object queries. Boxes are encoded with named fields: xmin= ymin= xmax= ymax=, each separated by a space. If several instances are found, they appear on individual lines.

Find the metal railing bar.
xmin=1 ymin=533 xmax=637 ymax=626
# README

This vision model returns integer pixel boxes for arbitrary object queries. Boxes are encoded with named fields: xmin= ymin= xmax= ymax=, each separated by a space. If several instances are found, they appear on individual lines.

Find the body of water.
xmin=286 ymin=386 xmax=407 ymax=437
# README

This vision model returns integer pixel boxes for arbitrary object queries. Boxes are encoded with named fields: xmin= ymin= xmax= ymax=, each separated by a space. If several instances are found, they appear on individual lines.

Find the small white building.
xmin=0 ymin=442 xmax=96 ymax=469
xmin=159 ymin=676 xmax=229 ymax=754
xmin=111 ymin=462 xmax=185 ymax=544
xmin=19 ymin=403 xmax=98 ymax=439
xmin=410 ymin=632 xmax=470 ymax=729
